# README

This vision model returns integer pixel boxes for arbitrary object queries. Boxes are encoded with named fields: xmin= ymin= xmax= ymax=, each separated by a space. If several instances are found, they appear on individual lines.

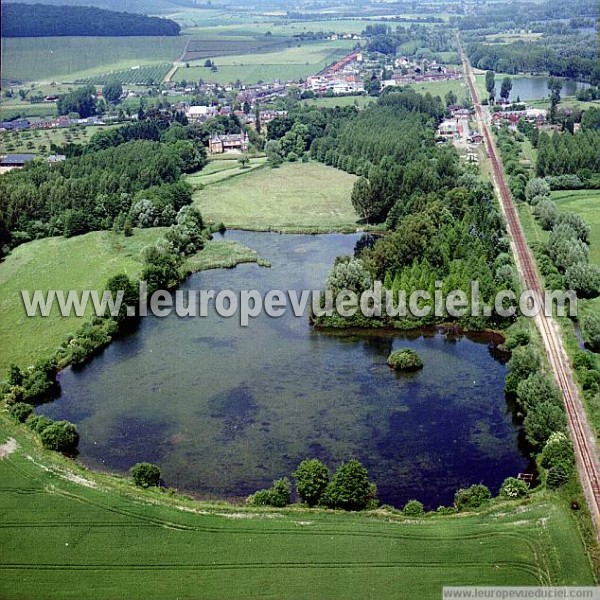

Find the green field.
xmin=0 ymin=36 xmax=188 ymax=82
xmin=187 ymin=155 xmax=268 ymax=186
xmin=191 ymin=160 xmax=360 ymax=231
xmin=406 ymin=78 xmax=469 ymax=103
xmin=302 ymin=95 xmax=374 ymax=109
xmin=175 ymin=40 xmax=355 ymax=84
xmin=0 ymin=416 xmax=594 ymax=599
xmin=0 ymin=229 xmax=167 ymax=374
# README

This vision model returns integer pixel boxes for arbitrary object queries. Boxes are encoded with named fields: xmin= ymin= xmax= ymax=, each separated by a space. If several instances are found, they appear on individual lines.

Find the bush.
xmin=564 ymin=263 xmax=600 ymax=298
xmin=505 ymin=346 xmax=541 ymax=394
xmin=25 ymin=413 xmax=54 ymax=433
xmin=327 ymin=258 xmax=372 ymax=295
xmin=387 ymin=349 xmax=424 ymax=372
xmin=516 ymin=372 xmax=562 ymax=413
xmin=546 ymin=464 xmax=571 ymax=489
xmin=293 ymin=459 xmax=330 ymax=507
xmin=540 ymin=432 xmax=575 ymax=471
xmin=454 ymin=484 xmax=492 ymax=511
xmin=573 ymin=350 xmax=596 ymax=371
xmin=9 ymin=402 xmax=33 ymax=423
xmin=525 ymin=178 xmax=551 ymax=203
xmin=130 ymin=462 xmax=161 ymax=488
xmin=503 ymin=330 xmax=530 ymax=350
xmin=320 ymin=459 xmax=377 ymax=511
xmin=403 ymin=499 xmax=425 ymax=516
xmin=499 ymin=477 xmax=529 ymax=499
xmin=40 ymin=420 xmax=79 ymax=452
xmin=247 ymin=478 xmax=291 ymax=508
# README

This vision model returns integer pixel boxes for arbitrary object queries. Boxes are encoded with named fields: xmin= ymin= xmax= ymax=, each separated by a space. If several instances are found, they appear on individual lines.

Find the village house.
xmin=185 ymin=105 xmax=218 ymax=123
xmin=0 ymin=153 xmax=37 ymax=173
xmin=208 ymin=132 xmax=249 ymax=154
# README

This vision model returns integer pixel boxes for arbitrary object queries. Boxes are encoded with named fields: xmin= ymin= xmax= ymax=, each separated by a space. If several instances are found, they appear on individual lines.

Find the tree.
xmin=516 ymin=372 xmax=562 ymax=413
xmin=500 ymin=77 xmax=512 ymax=101
xmin=523 ymin=401 xmax=566 ymax=449
xmin=57 ymin=85 xmax=97 ymax=118
xmin=444 ymin=90 xmax=457 ymax=107
xmin=321 ymin=459 xmax=376 ymax=511
xmin=581 ymin=107 xmax=600 ymax=131
xmin=524 ymin=178 xmax=550 ymax=203
xmin=505 ymin=346 xmax=541 ymax=394
xmin=265 ymin=140 xmax=284 ymax=167
xmin=564 ymin=263 xmax=600 ymax=298
xmin=485 ymin=70 xmax=495 ymax=102
xmin=130 ymin=463 xmax=161 ymax=487
xmin=105 ymin=274 xmax=138 ymax=322
xmin=454 ymin=484 xmax=491 ymax=510
xmin=582 ymin=313 xmax=600 ymax=352
xmin=242 ymin=100 xmax=251 ymax=115
xmin=327 ymin=257 xmax=372 ymax=294
xmin=499 ymin=477 xmax=529 ymax=499
xmin=102 ymin=81 xmax=123 ymax=105
xmin=533 ymin=199 xmax=559 ymax=230
xmin=204 ymin=59 xmax=213 ymax=68
xmin=541 ymin=432 xmax=575 ymax=471
xmin=238 ymin=154 xmax=249 ymax=169
xmin=9 ymin=402 xmax=33 ymax=423
xmin=403 ymin=499 xmax=425 ymax=516
xmin=365 ymin=76 xmax=381 ymax=97
xmin=548 ymin=77 xmax=563 ymax=123
xmin=40 ymin=421 xmax=79 ymax=452
xmin=293 ymin=459 xmax=330 ymax=507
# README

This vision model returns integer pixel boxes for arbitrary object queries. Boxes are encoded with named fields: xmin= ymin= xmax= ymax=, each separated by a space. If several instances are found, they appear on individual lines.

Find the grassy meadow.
xmin=0 ymin=36 xmax=188 ymax=82
xmin=191 ymin=160 xmax=360 ymax=231
xmin=0 ymin=416 xmax=595 ymax=600
xmin=0 ymin=229 xmax=166 ymax=374
xmin=175 ymin=40 xmax=355 ymax=84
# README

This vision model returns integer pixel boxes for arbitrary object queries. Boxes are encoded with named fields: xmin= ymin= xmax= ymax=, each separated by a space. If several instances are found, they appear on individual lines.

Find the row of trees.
xmin=536 ymin=130 xmax=600 ymax=179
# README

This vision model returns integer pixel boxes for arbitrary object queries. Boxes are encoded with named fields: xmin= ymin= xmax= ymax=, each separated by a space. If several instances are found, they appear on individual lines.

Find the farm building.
xmin=0 ymin=153 xmax=37 ymax=173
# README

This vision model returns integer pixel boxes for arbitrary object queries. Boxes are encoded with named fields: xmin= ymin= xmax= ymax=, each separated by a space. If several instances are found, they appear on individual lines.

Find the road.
xmin=457 ymin=35 xmax=600 ymax=539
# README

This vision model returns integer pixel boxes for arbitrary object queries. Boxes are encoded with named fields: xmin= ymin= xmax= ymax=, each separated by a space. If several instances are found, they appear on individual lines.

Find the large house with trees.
xmin=208 ymin=132 xmax=249 ymax=154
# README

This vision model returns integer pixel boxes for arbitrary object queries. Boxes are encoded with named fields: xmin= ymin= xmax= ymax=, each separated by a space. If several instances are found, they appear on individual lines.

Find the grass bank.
xmin=0 ymin=415 xmax=595 ymax=600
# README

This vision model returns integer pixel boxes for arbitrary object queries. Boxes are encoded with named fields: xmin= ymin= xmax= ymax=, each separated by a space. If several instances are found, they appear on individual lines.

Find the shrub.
xmin=9 ymin=402 xmax=33 ymax=423
xmin=503 ymin=330 xmax=530 ymax=350
xmin=540 ymin=432 xmax=575 ymax=471
xmin=327 ymin=257 xmax=372 ymax=295
xmin=499 ymin=477 xmax=529 ymax=499
xmin=25 ymin=414 xmax=54 ymax=433
xmin=40 ymin=420 xmax=79 ymax=452
xmin=505 ymin=346 xmax=541 ymax=394
xmin=533 ymin=199 xmax=559 ymax=230
xmin=130 ymin=462 xmax=161 ymax=488
xmin=247 ymin=478 xmax=291 ymax=507
xmin=524 ymin=178 xmax=551 ymax=203
xmin=564 ymin=263 xmax=600 ymax=298
xmin=320 ymin=459 xmax=377 ymax=511
xmin=293 ymin=459 xmax=330 ymax=507
xmin=403 ymin=499 xmax=425 ymax=516
xmin=454 ymin=484 xmax=492 ymax=511
xmin=573 ymin=350 xmax=596 ymax=371
xmin=546 ymin=464 xmax=571 ymax=489
xmin=387 ymin=349 xmax=424 ymax=372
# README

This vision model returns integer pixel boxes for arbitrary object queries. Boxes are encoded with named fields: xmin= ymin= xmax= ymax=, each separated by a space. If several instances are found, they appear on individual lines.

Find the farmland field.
xmin=182 ymin=36 xmax=295 ymax=61
xmin=191 ymin=160 xmax=360 ymax=231
xmin=76 ymin=64 xmax=172 ymax=86
xmin=302 ymin=95 xmax=374 ymax=109
xmin=0 ymin=415 xmax=594 ymax=599
xmin=175 ymin=40 xmax=355 ymax=84
xmin=0 ymin=36 xmax=188 ymax=82
xmin=187 ymin=156 xmax=268 ymax=187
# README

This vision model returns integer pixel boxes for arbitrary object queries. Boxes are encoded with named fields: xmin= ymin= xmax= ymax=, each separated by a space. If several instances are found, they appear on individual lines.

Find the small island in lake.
xmin=387 ymin=349 xmax=424 ymax=372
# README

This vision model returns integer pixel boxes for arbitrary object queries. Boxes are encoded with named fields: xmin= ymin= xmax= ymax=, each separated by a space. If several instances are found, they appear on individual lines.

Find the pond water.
xmin=506 ymin=76 xmax=589 ymax=102
xmin=40 ymin=231 xmax=530 ymax=508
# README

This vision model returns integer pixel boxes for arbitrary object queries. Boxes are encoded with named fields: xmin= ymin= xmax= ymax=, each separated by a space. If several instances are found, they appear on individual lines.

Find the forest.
xmin=0 ymin=3 xmax=181 ymax=37
xmin=0 ymin=119 xmax=208 ymax=254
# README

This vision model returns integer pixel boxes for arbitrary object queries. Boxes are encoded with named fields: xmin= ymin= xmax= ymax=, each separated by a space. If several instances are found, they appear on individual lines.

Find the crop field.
xmin=0 ymin=36 xmax=188 ymax=82
xmin=0 ymin=416 xmax=594 ymax=600
xmin=0 ymin=229 xmax=166 ymax=373
xmin=175 ymin=39 xmax=355 ymax=84
xmin=405 ymin=78 xmax=469 ymax=103
xmin=182 ymin=37 xmax=295 ymax=61
xmin=302 ymin=95 xmax=374 ymax=109
xmin=76 ymin=64 xmax=172 ymax=86
xmin=192 ymin=160 xmax=360 ymax=231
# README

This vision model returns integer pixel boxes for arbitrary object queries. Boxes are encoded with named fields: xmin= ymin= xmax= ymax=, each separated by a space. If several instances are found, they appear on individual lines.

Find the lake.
xmin=506 ymin=76 xmax=589 ymax=102
xmin=39 ymin=231 xmax=530 ymax=508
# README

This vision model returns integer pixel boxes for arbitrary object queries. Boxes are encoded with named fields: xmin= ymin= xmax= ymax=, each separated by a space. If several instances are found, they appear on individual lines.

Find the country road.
xmin=457 ymin=35 xmax=600 ymax=539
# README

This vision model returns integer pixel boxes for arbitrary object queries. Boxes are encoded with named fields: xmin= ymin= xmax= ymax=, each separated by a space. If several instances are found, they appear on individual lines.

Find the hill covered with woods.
xmin=0 ymin=3 xmax=181 ymax=37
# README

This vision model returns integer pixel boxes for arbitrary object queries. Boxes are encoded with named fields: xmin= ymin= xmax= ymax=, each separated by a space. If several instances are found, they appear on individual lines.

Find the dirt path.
xmin=458 ymin=35 xmax=600 ymax=540
xmin=163 ymin=39 xmax=191 ymax=84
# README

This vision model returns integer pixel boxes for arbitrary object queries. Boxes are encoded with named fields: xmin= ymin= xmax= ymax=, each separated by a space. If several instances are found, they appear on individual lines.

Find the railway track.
xmin=457 ymin=36 xmax=600 ymax=538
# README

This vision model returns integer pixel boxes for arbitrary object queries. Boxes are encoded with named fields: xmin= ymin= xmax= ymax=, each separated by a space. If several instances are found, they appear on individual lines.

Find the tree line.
xmin=1 ymin=3 xmax=180 ymax=37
